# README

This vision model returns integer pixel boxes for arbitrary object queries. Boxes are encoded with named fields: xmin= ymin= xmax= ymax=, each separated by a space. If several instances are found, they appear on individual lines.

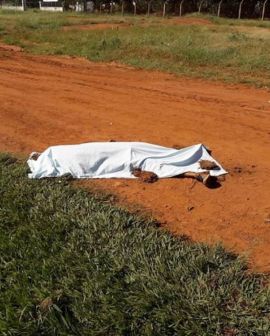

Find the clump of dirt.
xmin=222 ymin=327 xmax=239 ymax=336
xmin=231 ymin=164 xmax=256 ymax=176
xmin=232 ymin=166 xmax=242 ymax=174
xmin=39 ymin=297 xmax=53 ymax=313
xmin=132 ymin=168 xmax=158 ymax=183
xmin=199 ymin=160 xmax=220 ymax=170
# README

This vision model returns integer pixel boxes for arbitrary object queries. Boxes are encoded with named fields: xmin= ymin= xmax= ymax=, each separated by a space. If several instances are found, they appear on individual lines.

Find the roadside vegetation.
xmin=0 ymin=11 xmax=270 ymax=87
xmin=1 ymin=154 xmax=270 ymax=335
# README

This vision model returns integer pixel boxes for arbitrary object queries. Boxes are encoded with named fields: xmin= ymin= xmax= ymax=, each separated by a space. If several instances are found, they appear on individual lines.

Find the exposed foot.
xmin=29 ymin=152 xmax=41 ymax=161
xmin=199 ymin=160 xmax=220 ymax=171
xmin=131 ymin=168 xmax=158 ymax=183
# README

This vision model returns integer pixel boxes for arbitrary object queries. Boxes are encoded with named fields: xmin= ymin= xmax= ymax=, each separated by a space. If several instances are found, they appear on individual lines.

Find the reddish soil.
xmin=169 ymin=17 xmax=213 ymax=26
xmin=0 ymin=48 xmax=270 ymax=272
xmin=62 ymin=17 xmax=212 ymax=31
xmin=0 ymin=43 xmax=22 ymax=52
xmin=62 ymin=22 xmax=131 ymax=31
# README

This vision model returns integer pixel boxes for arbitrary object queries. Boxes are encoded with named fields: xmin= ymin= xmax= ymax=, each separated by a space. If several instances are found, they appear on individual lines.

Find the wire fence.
xmin=0 ymin=0 xmax=269 ymax=20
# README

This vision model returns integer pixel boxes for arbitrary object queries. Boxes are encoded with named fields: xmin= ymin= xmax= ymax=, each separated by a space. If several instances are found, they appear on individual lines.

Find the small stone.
xmin=187 ymin=206 xmax=194 ymax=212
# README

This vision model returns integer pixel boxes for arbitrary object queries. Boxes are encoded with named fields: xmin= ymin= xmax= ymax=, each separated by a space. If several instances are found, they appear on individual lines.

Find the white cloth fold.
xmin=27 ymin=142 xmax=227 ymax=179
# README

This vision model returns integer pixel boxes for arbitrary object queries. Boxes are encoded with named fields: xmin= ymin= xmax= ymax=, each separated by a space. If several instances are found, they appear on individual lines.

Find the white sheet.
xmin=27 ymin=142 xmax=227 ymax=179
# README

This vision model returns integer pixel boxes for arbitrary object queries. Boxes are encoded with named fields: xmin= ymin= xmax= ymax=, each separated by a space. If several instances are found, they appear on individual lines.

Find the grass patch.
xmin=0 ymin=153 xmax=270 ymax=335
xmin=0 ymin=11 xmax=270 ymax=86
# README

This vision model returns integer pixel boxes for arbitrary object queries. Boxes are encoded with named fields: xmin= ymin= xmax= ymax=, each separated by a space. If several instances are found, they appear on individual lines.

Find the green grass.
xmin=0 ymin=11 xmax=270 ymax=87
xmin=1 ymin=153 xmax=270 ymax=335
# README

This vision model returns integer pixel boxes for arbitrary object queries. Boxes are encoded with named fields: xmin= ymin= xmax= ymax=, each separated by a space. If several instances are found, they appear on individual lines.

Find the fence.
xmin=0 ymin=0 xmax=25 ymax=10
xmin=0 ymin=0 xmax=269 ymax=20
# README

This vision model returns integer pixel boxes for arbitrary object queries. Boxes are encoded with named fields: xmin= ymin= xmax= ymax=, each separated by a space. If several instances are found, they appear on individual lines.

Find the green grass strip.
xmin=0 ymin=153 xmax=269 ymax=335
xmin=1 ymin=12 xmax=270 ymax=87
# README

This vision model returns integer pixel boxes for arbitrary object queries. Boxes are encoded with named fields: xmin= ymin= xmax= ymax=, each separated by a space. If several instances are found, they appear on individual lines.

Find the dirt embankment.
xmin=0 ymin=47 xmax=270 ymax=272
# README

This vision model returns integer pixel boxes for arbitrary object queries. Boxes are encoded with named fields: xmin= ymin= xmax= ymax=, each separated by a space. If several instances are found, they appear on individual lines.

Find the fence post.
xmin=163 ymin=0 xmax=167 ymax=17
xmin=121 ymin=0 xmax=124 ymax=15
xmin=262 ymin=0 xmax=269 ymax=20
xmin=198 ymin=0 xmax=204 ymax=13
xmin=217 ymin=0 xmax=223 ymax=17
xmin=179 ymin=0 xmax=185 ymax=16
xmin=147 ymin=0 xmax=151 ymax=16
xmin=238 ymin=0 xmax=245 ymax=19
xmin=132 ymin=0 xmax=136 ymax=15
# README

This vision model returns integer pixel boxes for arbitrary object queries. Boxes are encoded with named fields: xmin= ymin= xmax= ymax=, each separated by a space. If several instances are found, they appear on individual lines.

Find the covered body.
xmin=27 ymin=142 xmax=227 ymax=179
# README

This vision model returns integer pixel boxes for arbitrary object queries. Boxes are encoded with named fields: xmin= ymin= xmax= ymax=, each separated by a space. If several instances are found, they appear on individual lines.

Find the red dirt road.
xmin=1 ymin=47 xmax=270 ymax=272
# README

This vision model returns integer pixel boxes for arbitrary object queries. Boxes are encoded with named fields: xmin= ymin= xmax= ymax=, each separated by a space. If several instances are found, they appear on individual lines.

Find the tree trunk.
xmin=262 ymin=0 xmax=269 ymax=20
xmin=147 ymin=1 xmax=151 ymax=16
xmin=217 ymin=0 xmax=223 ymax=17
xmin=238 ymin=0 xmax=245 ymax=19
xmin=179 ymin=0 xmax=185 ymax=16
xmin=163 ymin=1 xmax=166 ymax=17
xmin=110 ymin=2 xmax=113 ymax=14
xmin=121 ymin=1 xmax=124 ymax=15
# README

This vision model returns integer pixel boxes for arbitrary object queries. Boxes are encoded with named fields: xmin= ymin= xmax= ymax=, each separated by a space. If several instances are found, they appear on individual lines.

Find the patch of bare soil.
xmin=62 ymin=17 xmax=213 ymax=31
xmin=236 ymin=25 xmax=270 ymax=39
xmin=169 ymin=17 xmax=213 ymax=26
xmin=0 ymin=48 xmax=270 ymax=272
xmin=62 ymin=22 xmax=131 ymax=31
xmin=0 ymin=43 xmax=22 ymax=52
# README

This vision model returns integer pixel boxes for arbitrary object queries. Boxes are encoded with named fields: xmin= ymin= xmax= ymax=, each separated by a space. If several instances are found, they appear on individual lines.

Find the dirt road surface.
xmin=1 ymin=46 xmax=270 ymax=272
